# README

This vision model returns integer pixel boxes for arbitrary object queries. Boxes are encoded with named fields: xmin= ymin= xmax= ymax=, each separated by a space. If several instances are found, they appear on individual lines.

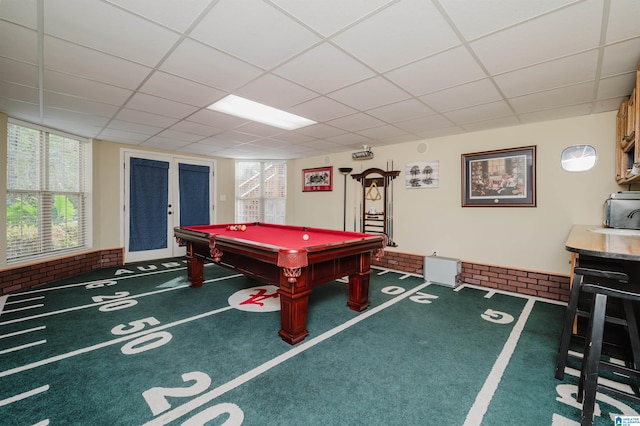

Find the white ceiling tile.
xmin=420 ymin=79 xmax=502 ymax=112
xmin=294 ymin=123 xmax=346 ymax=139
xmin=326 ymin=132 xmax=371 ymax=146
xmin=385 ymin=47 xmax=487 ymax=96
xmin=105 ymin=0 xmax=211 ymax=32
xmin=44 ymin=91 xmax=120 ymax=117
xmin=333 ymin=0 xmax=461 ymax=72
xmin=300 ymin=139 xmax=343 ymax=150
xmin=44 ymin=70 xmax=133 ymax=106
xmin=179 ymin=143 xmax=220 ymax=156
xmin=0 ymin=57 xmax=38 ymax=87
xmin=519 ymin=103 xmax=593 ymax=123
xmin=509 ymin=82 xmax=596 ymax=114
xmin=0 ymin=22 xmax=38 ymax=64
xmin=470 ymin=0 xmax=603 ymax=74
xmin=288 ymin=96 xmax=356 ymax=122
xmin=270 ymin=0 xmax=394 ymax=37
xmin=600 ymin=38 xmax=640 ymax=78
xmin=443 ymin=101 xmax=514 ymax=125
xmin=244 ymin=139 xmax=287 ymax=149
xmin=356 ymin=124 xmax=408 ymax=140
xmin=439 ymin=0 xmax=579 ymax=40
xmin=597 ymin=73 xmax=636 ymax=100
xmin=187 ymin=109 xmax=249 ymax=129
xmin=267 ymin=132 xmax=316 ymax=144
xmin=125 ymin=93 xmax=199 ymax=119
xmin=328 ymin=77 xmax=410 ymax=110
xmin=160 ymin=39 xmax=264 ymax=91
xmin=326 ymin=113 xmax=386 ymax=132
xmin=115 ymin=108 xmax=180 ymax=128
xmin=140 ymin=137 xmax=192 ymax=150
xmin=209 ymin=130 xmax=260 ymax=144
xmin=0 ymin=80 xmax=38 ymax=103
xmin=139 ymin=72 xmax=225 ymax=108
xmin=0 ymin=97 xmax=40 ymax=121
xmin=44 ymin=36 xmax=152 ymax=89
xmin=0 ymin=0 xmax=38 ymax=28
xmin=273 ymin=43 xmax=375 ymax=94
xmin=235 ymin=74 xmax=317 ymax=110
xmin=494 ymin=51 xmax=599 ymax=98
xmin=233 ymin=122 xmax=287 ymax=138
xmin=155 ymin=129 xmax=205 ymax=143
xmin=197 ymin=137 xmax=242 ymax=149
xmin=43 ymin=107 xmax=111 ymax=128
xmin=594 ymin=97 xmax=626 ymax=113
xmin=106 ymin=119 xmax=164 ymax=136
xmin=606 ymin=0 xmax=640 ymax=43
xmin=395 ymin=114 xmax=455 ymax=133
xmin=365 ymin=99 xmax=434 ymax=122
xmin=461 ymin=116 xmax=521 ymax=133
xmin=44 ymin=0 xmax=180 ymax=66
xmin=191 ymin=0 xmax=320 ymax=69
xmin=168 ymin=121 xmax=223 ymax=137
xmin=98 ymin=128 xmax=151 ymax=144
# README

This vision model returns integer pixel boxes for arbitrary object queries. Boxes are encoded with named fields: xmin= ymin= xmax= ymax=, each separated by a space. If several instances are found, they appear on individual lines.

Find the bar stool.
xmin=578 ymin=280 xmax=640 ymax=425
xmin=555 ymin=267 xmax=630 ymax=380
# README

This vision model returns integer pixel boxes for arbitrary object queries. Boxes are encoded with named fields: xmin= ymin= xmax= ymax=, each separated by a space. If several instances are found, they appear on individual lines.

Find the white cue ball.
xmin=302 ymin=234 xmax=309 ymax=240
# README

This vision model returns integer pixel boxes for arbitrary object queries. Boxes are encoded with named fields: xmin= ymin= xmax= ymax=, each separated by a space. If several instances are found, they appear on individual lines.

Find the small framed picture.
xmin=302 ymin=166 xmax=333 ymax=192
xmin=462 ymin=146 xmax=536 ymax=207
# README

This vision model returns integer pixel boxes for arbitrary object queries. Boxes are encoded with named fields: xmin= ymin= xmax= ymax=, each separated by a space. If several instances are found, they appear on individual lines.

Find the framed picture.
xmin=302 ymin=166 xmax=333 ymax=192
xmin=405 ymin=161 xmax=439 ymax=188
xmin=462 ymin=146 xmax=536 ymax=207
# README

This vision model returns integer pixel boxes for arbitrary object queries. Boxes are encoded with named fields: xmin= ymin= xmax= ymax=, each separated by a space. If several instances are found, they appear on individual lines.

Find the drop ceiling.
xmin=1 ymin=0 xmax=639 ymax=159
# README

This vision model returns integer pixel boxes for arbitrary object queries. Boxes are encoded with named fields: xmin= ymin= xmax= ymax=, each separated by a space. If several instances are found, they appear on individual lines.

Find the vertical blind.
xmin=6 ymin=120 xmax=91 ymax=263
xmin=235 ymin=160 xmax=286 ymax=224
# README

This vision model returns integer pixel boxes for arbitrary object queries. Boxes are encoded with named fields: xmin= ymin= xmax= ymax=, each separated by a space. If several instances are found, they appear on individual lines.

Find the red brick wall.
xmin=372 ymin=251 xmax=571 ymax=302
xmin=0 ymin=248 xmax=123 ymax=295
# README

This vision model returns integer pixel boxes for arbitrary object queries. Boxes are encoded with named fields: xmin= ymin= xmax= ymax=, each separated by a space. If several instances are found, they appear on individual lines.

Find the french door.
xmin=122 ymin=150 xmax=215 ymax=263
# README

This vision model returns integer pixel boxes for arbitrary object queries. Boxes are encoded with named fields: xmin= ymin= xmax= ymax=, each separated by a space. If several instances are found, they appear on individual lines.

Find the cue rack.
xmin=351 ymin=167 xmax=400 ymax=247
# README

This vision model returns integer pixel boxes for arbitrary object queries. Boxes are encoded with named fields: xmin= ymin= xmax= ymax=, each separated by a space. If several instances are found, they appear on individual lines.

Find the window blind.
xmin=235 ymin=160 xmax=286 ymax=224
xmin=6 ymin=120 xmax=91 ymax=264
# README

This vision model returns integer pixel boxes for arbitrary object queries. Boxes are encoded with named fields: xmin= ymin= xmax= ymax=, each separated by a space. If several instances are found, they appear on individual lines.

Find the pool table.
xmin=174 ymin=222 xmax=386 ymax=344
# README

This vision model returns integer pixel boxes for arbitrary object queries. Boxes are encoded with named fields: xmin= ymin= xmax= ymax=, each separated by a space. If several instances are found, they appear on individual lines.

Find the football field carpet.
xmin=1 ymin=258 xmax=639 ymax=425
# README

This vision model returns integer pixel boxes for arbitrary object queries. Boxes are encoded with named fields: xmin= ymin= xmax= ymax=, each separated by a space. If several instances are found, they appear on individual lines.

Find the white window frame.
xmin=235 ymin=160 xmax=286 ymax=224
xmin=6 ymin=118 xmax=92 ymax=265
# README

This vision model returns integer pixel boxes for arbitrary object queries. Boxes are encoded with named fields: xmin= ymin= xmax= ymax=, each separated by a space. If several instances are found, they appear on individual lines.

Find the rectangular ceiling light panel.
xmin=207 ymin=95 xmax=316 ymax=130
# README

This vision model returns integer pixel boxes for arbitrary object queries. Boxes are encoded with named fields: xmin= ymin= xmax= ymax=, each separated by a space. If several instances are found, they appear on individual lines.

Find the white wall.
xmin=291 ymin=112 xmax=628 ymax=275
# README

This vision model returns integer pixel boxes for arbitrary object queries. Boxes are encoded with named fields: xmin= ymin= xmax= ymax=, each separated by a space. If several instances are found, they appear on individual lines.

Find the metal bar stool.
xmin=577 ymin=279 xmax=640 ymax=426
xmin=555 ymin=267 xmax=630 ymax=380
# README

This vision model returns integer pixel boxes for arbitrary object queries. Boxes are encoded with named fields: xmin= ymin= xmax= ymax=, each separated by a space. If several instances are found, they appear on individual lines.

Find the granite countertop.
xmin=565 ymin=225 xmax=640 ymax=261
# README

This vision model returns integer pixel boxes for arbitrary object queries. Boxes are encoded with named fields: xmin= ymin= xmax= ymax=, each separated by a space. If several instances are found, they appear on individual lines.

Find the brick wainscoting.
xmin=372 ymin=251 xmax=571 ymax=303
xmin=0 ymin=248 xmax=124 ymax=295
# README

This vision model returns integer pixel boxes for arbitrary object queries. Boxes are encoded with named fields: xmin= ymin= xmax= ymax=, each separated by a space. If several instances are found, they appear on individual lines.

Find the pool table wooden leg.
xmin=347 ymin=253 xmax=372 ymax=312
xmin=347 ymin=271 xmax=371 ymax=312
xmin=186 ymin=244 xmax=204 ymax=288
xmin=277 ymin=271 xmax=311 ymax=345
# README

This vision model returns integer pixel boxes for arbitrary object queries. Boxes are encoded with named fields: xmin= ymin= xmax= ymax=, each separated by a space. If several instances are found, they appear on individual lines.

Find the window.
xmin=235 ymin=160 xmax=286 ymax=223
xmin=6 ymin=120 xmax=91 ymax=264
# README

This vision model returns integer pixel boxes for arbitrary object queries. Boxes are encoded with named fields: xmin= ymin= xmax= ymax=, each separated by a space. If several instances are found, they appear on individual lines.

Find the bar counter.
xmin=565 ymin=225 xmax=640 ymax=262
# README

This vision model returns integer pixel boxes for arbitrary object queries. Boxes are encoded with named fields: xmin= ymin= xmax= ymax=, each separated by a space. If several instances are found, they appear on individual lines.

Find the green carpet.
xmin=1 ymin=258 xmax=639 ymax=425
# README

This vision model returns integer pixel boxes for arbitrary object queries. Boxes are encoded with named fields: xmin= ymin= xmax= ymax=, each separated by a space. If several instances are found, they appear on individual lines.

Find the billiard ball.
xmin=302 ymin=234 xmax=309 ymax=240
xmin=240 ymin=224 xmax=246 ymax=231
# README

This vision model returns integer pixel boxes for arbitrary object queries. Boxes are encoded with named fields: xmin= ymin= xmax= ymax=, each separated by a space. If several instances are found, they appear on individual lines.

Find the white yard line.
xmin=0 ymin=275 xmax=242 ymax=326
xmin=463 ymin=298 xmax=535 ymax=426
xmin=144 ymin=281 xmax=433 ymax=426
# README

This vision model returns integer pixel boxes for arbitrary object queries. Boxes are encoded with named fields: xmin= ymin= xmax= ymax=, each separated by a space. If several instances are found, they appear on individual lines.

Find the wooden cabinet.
xmin=616 ymin=63 xmax=640 ymax=184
